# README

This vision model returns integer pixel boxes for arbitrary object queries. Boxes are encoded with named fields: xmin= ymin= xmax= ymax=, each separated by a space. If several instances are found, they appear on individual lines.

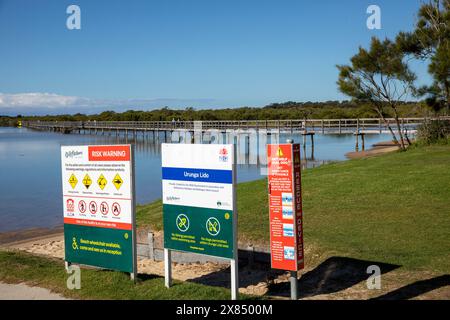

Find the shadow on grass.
xmin=371 ymin=274 xmax=450 ymax=300
xmin=187 ymin=263 xmax=285 ymax=289
xmin=186 ymin=255 xmax=400 ymax=298
xmin=266 ymin=256 xmax=400 ymax=298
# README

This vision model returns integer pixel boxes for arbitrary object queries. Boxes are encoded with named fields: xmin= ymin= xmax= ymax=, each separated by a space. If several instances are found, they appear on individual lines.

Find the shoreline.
xmin=0 ymin=226 xmax=64 ymax=247
xmin=345 ymin=140 xmax=401 ymax=159
xmin=0 ymin=141 xmax=402 ymax=248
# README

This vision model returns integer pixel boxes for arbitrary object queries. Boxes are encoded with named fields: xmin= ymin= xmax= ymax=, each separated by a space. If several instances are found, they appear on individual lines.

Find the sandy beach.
xmin=345 ymin=140 xmax=402 ymax=159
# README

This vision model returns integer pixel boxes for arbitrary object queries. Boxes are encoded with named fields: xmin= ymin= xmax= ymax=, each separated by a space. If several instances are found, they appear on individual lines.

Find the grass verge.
xmin=137 ymin=145 xmax=450 ymax=273
xmin=0 ymin=250 xmax=253 ymax=300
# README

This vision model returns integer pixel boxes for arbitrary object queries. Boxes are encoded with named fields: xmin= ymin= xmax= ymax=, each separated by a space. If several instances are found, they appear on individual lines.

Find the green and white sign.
xmin=162 ymin=143 xmax=238 ymax=299
xmin=162 ymin=143 xmax=236 ymax=259
xmin=61 ymin=145 xmax=136 ymax=277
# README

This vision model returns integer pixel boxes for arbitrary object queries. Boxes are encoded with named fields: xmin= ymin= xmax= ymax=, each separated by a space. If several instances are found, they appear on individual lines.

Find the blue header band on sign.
xmin=162 ymin=167 xmax=232 ymax=184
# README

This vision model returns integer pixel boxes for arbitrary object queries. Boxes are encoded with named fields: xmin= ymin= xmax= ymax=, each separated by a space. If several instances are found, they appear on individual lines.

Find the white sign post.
xmin=161 ymin=143 xmax=238 ymax=300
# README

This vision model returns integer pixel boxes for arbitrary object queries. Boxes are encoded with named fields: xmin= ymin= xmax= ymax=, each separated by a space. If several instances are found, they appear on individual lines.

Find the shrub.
xmin=416 ymin=119 xmax=450 ymax=145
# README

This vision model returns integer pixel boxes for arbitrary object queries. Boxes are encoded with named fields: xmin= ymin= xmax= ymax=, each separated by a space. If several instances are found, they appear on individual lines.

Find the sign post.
xmin=61 ymin=145 xmax=137 ymax=279
xmin=267 ymin=140 xmax=304 ymax=300
xmin=161 ymin=143 xmax=238 ymax=300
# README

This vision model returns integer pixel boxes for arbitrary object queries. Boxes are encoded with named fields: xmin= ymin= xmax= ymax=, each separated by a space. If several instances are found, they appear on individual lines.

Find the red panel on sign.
xmin=64 ymin=217 xmax=132 ymax=230
xmin=88 ymin=145 xmax=130 ymax=161
xmin=267 ymin=143 xmax=304 ymax=271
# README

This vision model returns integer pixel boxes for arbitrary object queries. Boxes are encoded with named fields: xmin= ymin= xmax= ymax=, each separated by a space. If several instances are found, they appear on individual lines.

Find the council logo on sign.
xmin=206 ymin=217 xmax=220 ymax=236
xmin=176 ymin=214 xmax=190 ymax=232
xmin=219 ymin=147 xmax=229 ymax=162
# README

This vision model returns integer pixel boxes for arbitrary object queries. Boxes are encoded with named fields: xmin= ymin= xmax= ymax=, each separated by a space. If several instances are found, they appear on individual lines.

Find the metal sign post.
xmin=287 ymin=139 xmax=298 ymax=300
xmin=130 ymin=144 xmax=137 ymax=281
xmin=164 ymin=248 xmax=172 ymax=288
xmin=230 ymin=145 xmax=239 ymax=300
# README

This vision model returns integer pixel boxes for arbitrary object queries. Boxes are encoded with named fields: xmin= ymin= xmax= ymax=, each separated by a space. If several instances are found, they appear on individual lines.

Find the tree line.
xmin=0 ymin=100 xmax=434 ymax=126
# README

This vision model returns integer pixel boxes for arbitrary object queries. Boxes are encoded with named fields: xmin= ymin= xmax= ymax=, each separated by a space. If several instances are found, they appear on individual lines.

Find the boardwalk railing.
xmin=22 ymin=117 xmax=450 ymax=134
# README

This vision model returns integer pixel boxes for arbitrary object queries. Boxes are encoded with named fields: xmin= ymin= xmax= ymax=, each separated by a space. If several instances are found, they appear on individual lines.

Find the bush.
xmin=416 ymin=119 xmax=450 ymax=145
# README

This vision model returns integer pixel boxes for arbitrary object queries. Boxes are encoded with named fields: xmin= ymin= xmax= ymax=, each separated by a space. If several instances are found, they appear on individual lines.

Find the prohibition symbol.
xmin=97 ymin=174 xmax=107 ymax=190
xmin=112 ymin=202 xmax=121 ymax=216
xmin=82 ymin=174 xmax=92 ymax=189
xmin=113 ymin=173 xmax=123 ymax=191
xmin=176 ymin=214 xmax=189 ymax=232
xmin=206 ymin=217 xmax=220 ymax=236
xmin=68 ymin=174 xmax=78 ymax=189
xmin=89 ymin=201 xmax=97 ymax=214
xmin=78 ymin=200 xmax=86 ymax=213
xmin=100 ymin=201 xmax=109 ymax=215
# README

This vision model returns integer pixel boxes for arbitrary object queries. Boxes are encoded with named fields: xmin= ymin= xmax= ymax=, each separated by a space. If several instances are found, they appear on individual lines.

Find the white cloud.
xmin=0 ymin=92 xmax=86 ymax=108
xmin=0 ymin=92 xmax=220 ymax=115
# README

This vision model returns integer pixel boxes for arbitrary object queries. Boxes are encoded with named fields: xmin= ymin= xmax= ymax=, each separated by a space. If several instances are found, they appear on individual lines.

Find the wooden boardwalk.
xmin=22 ymin=117 xmax=448 ymax=135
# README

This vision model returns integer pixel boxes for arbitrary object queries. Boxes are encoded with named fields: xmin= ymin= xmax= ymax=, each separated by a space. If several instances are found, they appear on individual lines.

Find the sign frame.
xmin=61 ymin=144 xmax=137 ymax=281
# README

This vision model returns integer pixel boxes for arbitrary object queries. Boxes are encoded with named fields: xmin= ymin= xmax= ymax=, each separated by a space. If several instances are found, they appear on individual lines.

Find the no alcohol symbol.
xmin=176 ymin=214 xmax=189 ymax=232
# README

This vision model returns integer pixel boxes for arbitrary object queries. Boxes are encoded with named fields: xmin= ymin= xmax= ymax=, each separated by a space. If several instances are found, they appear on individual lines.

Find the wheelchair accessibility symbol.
xmin=176 ymin=214 xmax=190 ymax=232
xmin=206 ymin=217 xmax=221 ymax=236
xmin=72 ymin=237 xmax=79 ymax=250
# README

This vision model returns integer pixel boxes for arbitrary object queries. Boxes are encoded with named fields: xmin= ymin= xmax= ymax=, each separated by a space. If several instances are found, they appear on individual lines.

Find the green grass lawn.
xmin=0 ymin=250 xmax=252 ymax=300
xmin=137 ymin=145 xmax=450 ymax=273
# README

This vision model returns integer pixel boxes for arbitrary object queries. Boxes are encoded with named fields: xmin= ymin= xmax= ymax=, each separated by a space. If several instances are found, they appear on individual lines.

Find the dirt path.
xmin=0 ymin=282 xmax=68 ymax=300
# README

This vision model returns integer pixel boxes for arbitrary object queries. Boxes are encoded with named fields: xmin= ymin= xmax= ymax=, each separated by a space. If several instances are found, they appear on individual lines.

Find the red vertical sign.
xmin=268 ymin=143 xmax=304 ymax=271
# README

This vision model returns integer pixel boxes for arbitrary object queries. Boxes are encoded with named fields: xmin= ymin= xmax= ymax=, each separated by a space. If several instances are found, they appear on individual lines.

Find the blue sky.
xmin=0 ymin=0 xmax=431 ymax=115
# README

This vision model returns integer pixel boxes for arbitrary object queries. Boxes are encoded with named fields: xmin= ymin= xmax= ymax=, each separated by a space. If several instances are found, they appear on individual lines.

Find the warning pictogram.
xmin=97 ymin=174 xmax=107 ymax=190
xmin=82 ymin=174 xmax=92 ymax=189
xmin=89 ymin=201 xmax=97 ymax=214
xmin=68 ymin=174 xmax=78 ymax=189
xmin=112 ymin=202 xmax=121 ymax=216
xmin=66 ymin=199 xmax=75 ymax=212
xmin=113 ymin=173 xmax=123 ymax=191
xmin=100 ymin=202 xmax=109 ymax=215
xmin=277 ymin=147 xmax=284 ymax=157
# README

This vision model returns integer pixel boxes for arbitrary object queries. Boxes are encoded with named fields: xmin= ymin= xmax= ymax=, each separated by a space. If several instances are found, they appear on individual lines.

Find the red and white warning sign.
xmin=267 ymin=143 xmax=304 ymax=271
xmin=66 ymin=199 xmax=75 ymax=213
xmin=61 ymin=145 xmax=134 ymax=230
xmin=89 ymin=201 xmax=97 ymax=214
xmin=100 ymin=202 xmax=109 ymax=215
xmin=112 ymin=202 xmax=121 ymax=216
xmin=78 ymin=200 xmax=86 ymax=213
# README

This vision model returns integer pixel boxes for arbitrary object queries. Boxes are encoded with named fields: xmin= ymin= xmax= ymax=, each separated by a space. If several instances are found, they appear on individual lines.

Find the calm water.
xmin=0 ymin=127 xmax=393 ymax=232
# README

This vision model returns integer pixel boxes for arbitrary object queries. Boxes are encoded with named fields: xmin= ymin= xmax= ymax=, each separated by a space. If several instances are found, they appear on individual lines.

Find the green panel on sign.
xmin=64 ymin=224 xmax=133 ymax=273
xmin=163 ymin=204 xmax=234 ymax=259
